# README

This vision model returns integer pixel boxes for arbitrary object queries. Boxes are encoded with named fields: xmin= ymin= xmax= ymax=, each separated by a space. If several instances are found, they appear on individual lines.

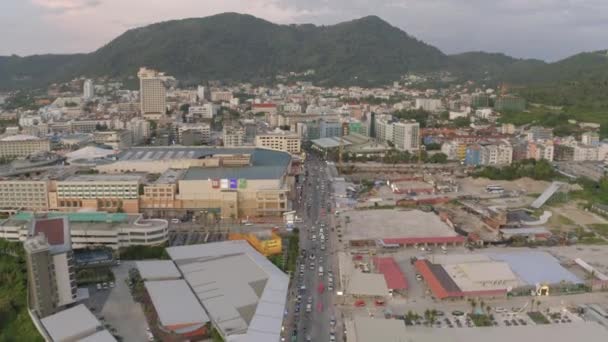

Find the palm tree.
xmin=469 ymin=299 xmax=477 ymax=313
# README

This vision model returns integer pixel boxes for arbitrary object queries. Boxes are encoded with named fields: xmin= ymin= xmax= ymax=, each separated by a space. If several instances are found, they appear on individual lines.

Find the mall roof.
xmin=117 ymin=146 xmax=270 ymax=161
xmin=487 ymin=251 xmax=582 ymax=285
xmin=373 ymin=257 xmax=408 ymax=290
xmin=144 ymin=280 xmax=209 ymax=328
xmin=182 ymin=148 xmax=291 ymax=181
xmin=41 ymin=304 xmax=102 ymax=342
xmin=0 ymin=134 xmax=41 ymax=141
xmin=167 ymin=240 xmax=289 ymax=342
xmin=136 ymin=260 xmax=181 ymax=281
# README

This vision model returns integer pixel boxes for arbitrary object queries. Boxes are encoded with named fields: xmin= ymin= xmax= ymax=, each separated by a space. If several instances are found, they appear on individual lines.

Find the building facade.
xmin=138 ymin=67 xmax=167 ymax=120
xmin=255 ymin=134 xmax=301 ymax=154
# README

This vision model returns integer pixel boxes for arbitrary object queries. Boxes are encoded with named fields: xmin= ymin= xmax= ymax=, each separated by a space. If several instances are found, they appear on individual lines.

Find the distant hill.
xmin=0 ymin=13 xmax=607 ymax=100
xmin=0 ymin=13 xmax=448 ymax=88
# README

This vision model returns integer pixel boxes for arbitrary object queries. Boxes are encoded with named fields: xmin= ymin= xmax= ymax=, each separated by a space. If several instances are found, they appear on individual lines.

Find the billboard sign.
xmin=211 ymin=179 xmax=220 ymax=189
xmin=238 ymin=178 xmax=247 ymax=189
xmin=220 ymin=179 xmax=229 ymax=189
xmin=229 ymin=178 xmax=238 ymax=189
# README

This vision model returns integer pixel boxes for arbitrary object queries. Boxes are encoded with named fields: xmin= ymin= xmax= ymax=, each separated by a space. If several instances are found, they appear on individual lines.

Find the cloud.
xmin=2 ymin=0 xmax=607 ymax=60
xmin=30 ymin=0 xmax=101 ymax=12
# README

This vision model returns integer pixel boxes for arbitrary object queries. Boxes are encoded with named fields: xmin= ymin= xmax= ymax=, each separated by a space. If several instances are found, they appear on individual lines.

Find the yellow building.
xmin=229 ymin=231 xmax=282 ymax=256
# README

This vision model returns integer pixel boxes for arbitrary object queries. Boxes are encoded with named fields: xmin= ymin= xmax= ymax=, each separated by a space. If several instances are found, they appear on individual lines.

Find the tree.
xmin=428 ymin=153 xmax=448 ymax=163
xmin=452 ymin=117 xmax=471 ymax=128
xmin=179 ymin=103 xmax=191 ymax=113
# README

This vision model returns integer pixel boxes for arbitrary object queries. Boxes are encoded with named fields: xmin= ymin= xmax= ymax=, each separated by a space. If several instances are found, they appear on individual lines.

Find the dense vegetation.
xmin=473 ymin=159 xmax=556 ymax=181
xmin=0 ymin=240 xmax=43 ymax=341
xmin=118 ymin=245 xmax=169 ymax=260
xmin=0 ymin=13 xmax=446 ymax=89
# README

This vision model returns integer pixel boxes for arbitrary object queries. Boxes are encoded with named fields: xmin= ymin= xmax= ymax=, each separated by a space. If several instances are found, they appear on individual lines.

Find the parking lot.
xmin=84 ymin=261 xmax=150 ymax=342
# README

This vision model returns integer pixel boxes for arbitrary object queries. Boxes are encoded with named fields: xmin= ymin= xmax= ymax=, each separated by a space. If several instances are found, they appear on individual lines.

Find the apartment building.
xmin=255 ymin=133 xmax=301 ymax=154
xmin=415 ymin=98 xmax=443 ymax=112
xmin=176 ymin=123 xmax=210 ymax=145
xmin=25 ymin=217 xmax=76 ymax=318
xmin=189 ymin=103 xmax=218 ymax=119
xmin=138 ymin=67 xmax=167 ymax=120
xmin=0 ymin=135 xmax=51 ymax=158
xmin=574 ymin=144 xmax=599 ymax=161
xmin=210 ymin=91 xmax=233 ymax=102
xmin=480 ymin=141 xmax=513 ymax=165
xmin=223 ymin=126 xmax=245 ymax=147
xmin=392 ymin=121 xmax=420 ymax=152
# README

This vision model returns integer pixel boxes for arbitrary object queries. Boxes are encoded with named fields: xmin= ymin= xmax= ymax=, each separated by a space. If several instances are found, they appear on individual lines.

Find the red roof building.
xmin=373 ymin=257 xmax=408 ymax=291
xmin=33 ymin=218 xmax=66 ymax=246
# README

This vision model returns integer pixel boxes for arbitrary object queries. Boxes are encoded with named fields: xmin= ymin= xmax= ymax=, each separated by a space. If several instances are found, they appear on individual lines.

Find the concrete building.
xmin=480 ymin=141 xmax=513 ymax=165
xmin=574 ymin=144 xmax=599 ymax=161
xmin=51 ymin=174 xmax=142 ymax=213
xmin=255 ymin=133 xmax=301 ymax=154
xmin=527 ymin=126 xmax=553 ymax=141
xmin=93 ymin=130 xmax=133 ymax=150
xmin=138 ymin=67 xmax=167 ymax=120
xmin=176 ymin=123 xmax=210 ymax=145
xmin=1 ymin=211 xmax=168 ymax=249
xmin=196 ymin=85 xmax=206 ymax=101
xmin=0 ymin=135 xmax=51 ymax=158
xmin=126 ymin=118 xmax=151 ymax=145
xmin=0 ymin=180 xmax=49 ymax=211
xmin=25 ymin=217 xmax=76 ymax=318
xmin=83 ymin=79 xmax=94 ymax=100
xmin=189 ymin=103 xmax=218 ymax=119
xmin=582 ymin=131 xmax=600 ymax=146
xmin=392 ymin=120 xmax=420 ymax=152
xmin=415 ymin=98 xmax=443 ymax=112
xmin=210 ymin=91 xmax=233 ymax=102
xmin=223 ymin=126 xmax=245 ymax=147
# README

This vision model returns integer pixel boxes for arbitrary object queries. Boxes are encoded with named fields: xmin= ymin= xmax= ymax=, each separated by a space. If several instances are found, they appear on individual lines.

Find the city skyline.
xmin=2 ymin=0 xmax=608 ymax=61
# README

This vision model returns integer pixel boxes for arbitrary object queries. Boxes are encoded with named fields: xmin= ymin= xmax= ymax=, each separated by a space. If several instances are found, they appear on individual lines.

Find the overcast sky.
xmin=2 ymin=0 xmax=607 ymax=61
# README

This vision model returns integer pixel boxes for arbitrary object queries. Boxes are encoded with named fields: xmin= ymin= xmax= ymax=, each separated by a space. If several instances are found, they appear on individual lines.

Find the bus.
xmin=486 ymin=185 xmax=504 ymax=194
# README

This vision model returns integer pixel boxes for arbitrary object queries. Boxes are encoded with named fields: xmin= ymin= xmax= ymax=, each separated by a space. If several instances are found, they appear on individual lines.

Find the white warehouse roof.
xmin=136 ymin=260 xmax=181 ymax=281
xmin=167 ymin=240 xmax=289 ymax=342
xmin=144 ymin=279 xmax=209 ymax=328
xmin=40 ymin=304 xmax=102 ymax=342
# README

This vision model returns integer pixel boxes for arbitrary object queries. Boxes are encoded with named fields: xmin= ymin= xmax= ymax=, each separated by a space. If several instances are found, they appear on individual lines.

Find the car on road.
xmin=306 ymin=304 xmax=312 ymax=313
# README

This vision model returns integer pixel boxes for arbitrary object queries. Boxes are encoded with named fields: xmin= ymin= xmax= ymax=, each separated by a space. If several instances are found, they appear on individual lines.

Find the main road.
xmin=288 ymin=152 xmax=339 ymax=342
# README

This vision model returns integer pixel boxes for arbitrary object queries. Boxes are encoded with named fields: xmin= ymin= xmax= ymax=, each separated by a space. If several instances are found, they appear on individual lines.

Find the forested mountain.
xmin=0 ymin=12 xmax=607 ymax=97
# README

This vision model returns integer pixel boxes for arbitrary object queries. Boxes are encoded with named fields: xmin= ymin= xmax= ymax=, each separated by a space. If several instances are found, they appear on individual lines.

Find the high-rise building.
xmin=138 ymin=67 xmax=167 ymax=120
xmin=392 ymin=121 xmax=420 ymax=152
xmin=197 ymin=86 xmax=206 ymax=101
xmin=83 ymin=79 xmax=94 ymax=100
xmin=25 ymin=217 xmax=76 ymax=318
xmin=127 ymin=118 xmax=151 ymax=145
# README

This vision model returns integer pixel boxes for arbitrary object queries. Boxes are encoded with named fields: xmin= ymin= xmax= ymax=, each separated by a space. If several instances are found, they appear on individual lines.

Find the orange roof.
xmin=414 ymin=259 xmax=452 ymax=299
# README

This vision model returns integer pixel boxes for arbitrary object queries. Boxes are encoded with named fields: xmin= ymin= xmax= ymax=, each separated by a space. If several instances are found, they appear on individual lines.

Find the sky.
xmin=2 ymin=0 xmax=607 ymax=61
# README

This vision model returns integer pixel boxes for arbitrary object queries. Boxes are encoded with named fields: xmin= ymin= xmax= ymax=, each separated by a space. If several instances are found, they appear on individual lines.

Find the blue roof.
xmin=487 ymin=251 xmax=582 ymax=285
xmin=183 ymin=148 xmax=291 ymax=180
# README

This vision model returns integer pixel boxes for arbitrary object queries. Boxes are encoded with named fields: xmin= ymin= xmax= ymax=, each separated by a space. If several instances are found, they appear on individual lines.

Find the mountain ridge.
xmin=0 ymin=13 xmax=606 ymax=90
